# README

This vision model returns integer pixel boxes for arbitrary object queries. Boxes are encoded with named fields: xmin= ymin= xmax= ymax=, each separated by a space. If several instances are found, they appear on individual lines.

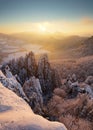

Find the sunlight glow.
xmin=0 ymin=20 xmax=93 ymax=36
xmin=39 ymin=24 xmax=47 ymax=32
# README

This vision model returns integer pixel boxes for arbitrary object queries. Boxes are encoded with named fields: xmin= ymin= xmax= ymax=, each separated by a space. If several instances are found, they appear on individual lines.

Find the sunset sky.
xmin=0 ymin=0 xmax=93 ymax=35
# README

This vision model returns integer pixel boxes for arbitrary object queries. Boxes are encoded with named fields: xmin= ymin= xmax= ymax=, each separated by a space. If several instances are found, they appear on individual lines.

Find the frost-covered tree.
xmin=4 ymin=51 xmax=37 ymax=85
xmin=25 ymin=51 xmax=37 ymax=77
xmin=37 ymin=54 xmax=62 ymax=97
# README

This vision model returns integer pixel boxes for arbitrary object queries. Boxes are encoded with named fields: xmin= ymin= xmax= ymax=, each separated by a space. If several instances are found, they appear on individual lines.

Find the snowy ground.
xmin=0 ymin=83 xmax=67 ymax=130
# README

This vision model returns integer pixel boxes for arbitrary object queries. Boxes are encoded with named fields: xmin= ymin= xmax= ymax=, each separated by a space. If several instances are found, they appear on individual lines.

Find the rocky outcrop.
xmin=0 ymin=66 xmax=28 ymax=101
xmin=1 ymin=52 xmax=62 ymax=115
xmin=2 ymin=51 xmax=93 ymax=130
xmin=65 ymin=74 xmax=80 ymax=98
xmin=64 ymin=74 xmax=93 ymax=99
xmin=0 ymin=82 xmax=67 ymax=130
xmin=2 ymin=52 xmax=62 ymax=100
xmin=23 ymin=76 xmax=43 ymax=114
xmin=80 ymin=76 xmax=93 ymax=98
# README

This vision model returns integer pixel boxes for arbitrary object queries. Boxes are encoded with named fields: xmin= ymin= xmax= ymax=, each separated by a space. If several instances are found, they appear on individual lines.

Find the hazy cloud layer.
xmin=0 ymin=17 xmax=93 ymax=36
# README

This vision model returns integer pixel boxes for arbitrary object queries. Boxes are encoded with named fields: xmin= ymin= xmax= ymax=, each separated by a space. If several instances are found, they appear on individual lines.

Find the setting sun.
xmin=39 ymin=24 xmax=47 ymax=32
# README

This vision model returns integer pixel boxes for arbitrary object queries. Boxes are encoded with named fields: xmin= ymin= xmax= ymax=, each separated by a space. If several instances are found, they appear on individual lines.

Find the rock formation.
xmin=0 ymin=66 xmax=28 ymax=101
xmin=1 ymin=51 xmax=93 ymax=130
xmin=23 ymin=76 xmax=43 ymax=114
xmin=1 ymin=52 xmax=62 ymax=114
xmin=0 ymin=82 xmax=67 ymax=130
xmin=2 ymin=52 xmax=62 ymax=99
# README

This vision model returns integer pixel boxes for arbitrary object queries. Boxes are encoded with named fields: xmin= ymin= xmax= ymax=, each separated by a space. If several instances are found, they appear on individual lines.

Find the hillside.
xmin=80 ymin=36 xmax=93 ymax=56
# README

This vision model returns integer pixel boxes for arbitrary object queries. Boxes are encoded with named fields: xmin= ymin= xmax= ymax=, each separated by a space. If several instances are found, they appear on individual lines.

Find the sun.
xmin=39 ymin=24 xmax=47 ymax=32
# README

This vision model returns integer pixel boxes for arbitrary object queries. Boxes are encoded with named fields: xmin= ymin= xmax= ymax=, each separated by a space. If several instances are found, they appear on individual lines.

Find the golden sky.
xmin=0 ymin=18 xmax=93 ymax=36
xmin=0 ymin=0 xmax=93 ymax=36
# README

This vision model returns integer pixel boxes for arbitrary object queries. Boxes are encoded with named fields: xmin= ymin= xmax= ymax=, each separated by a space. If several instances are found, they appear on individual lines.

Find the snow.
xmin=85 ymin=85 xmax=93 ymax=98
xmin=0 ymin=70 xmax=6 ymax=78
xmin=0 ymin=67 xmax=28 ymax=101
xmin=32 ymin=76 xmax=43 ymax=99
xmin=0 ymin=82 xmax=67 ymax=130
xmin=23 ymin=76 xmax=43 ymax=113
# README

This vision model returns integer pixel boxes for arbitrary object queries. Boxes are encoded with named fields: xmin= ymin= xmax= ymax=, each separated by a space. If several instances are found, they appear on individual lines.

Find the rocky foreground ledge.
xmin=0 ymin=83 xmax=67 ymax=130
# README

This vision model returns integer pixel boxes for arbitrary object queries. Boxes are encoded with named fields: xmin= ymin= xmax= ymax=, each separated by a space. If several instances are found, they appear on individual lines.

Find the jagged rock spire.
xmin=23 ymin=76 xmax=43 ymax=114
xmin=0 ymin=66 xmax=29 ymax=101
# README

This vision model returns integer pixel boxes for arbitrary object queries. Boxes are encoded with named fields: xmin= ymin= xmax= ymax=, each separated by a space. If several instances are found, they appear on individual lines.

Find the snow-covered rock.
xmin=23 ymin=76 xmax=43 ymax=114
xmin=3 ymin=52 xmax=62 ymax=98
xmin=0 ymin=69 xmax=6 ymax=78
xmin=65 ymin=79 xmax=79 ymax=98
xmin=84 ymin=84 xmax=93 ymax=98
xmin=0 ymin=82 xmax=67 ymax=130
xmin=72 ymin=73 xmax=77 ymax=82
xmin=0 ymin=66 xmax=28 ymax=101
xmin=85 ymin=76 xmax=93 ymax=85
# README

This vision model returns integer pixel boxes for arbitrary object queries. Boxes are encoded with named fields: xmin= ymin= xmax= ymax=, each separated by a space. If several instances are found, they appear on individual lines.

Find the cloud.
xmin=81 ymin=17 xmax=93 ymax=25
xmin=0 ymin=19 xmax=93 ymax=36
